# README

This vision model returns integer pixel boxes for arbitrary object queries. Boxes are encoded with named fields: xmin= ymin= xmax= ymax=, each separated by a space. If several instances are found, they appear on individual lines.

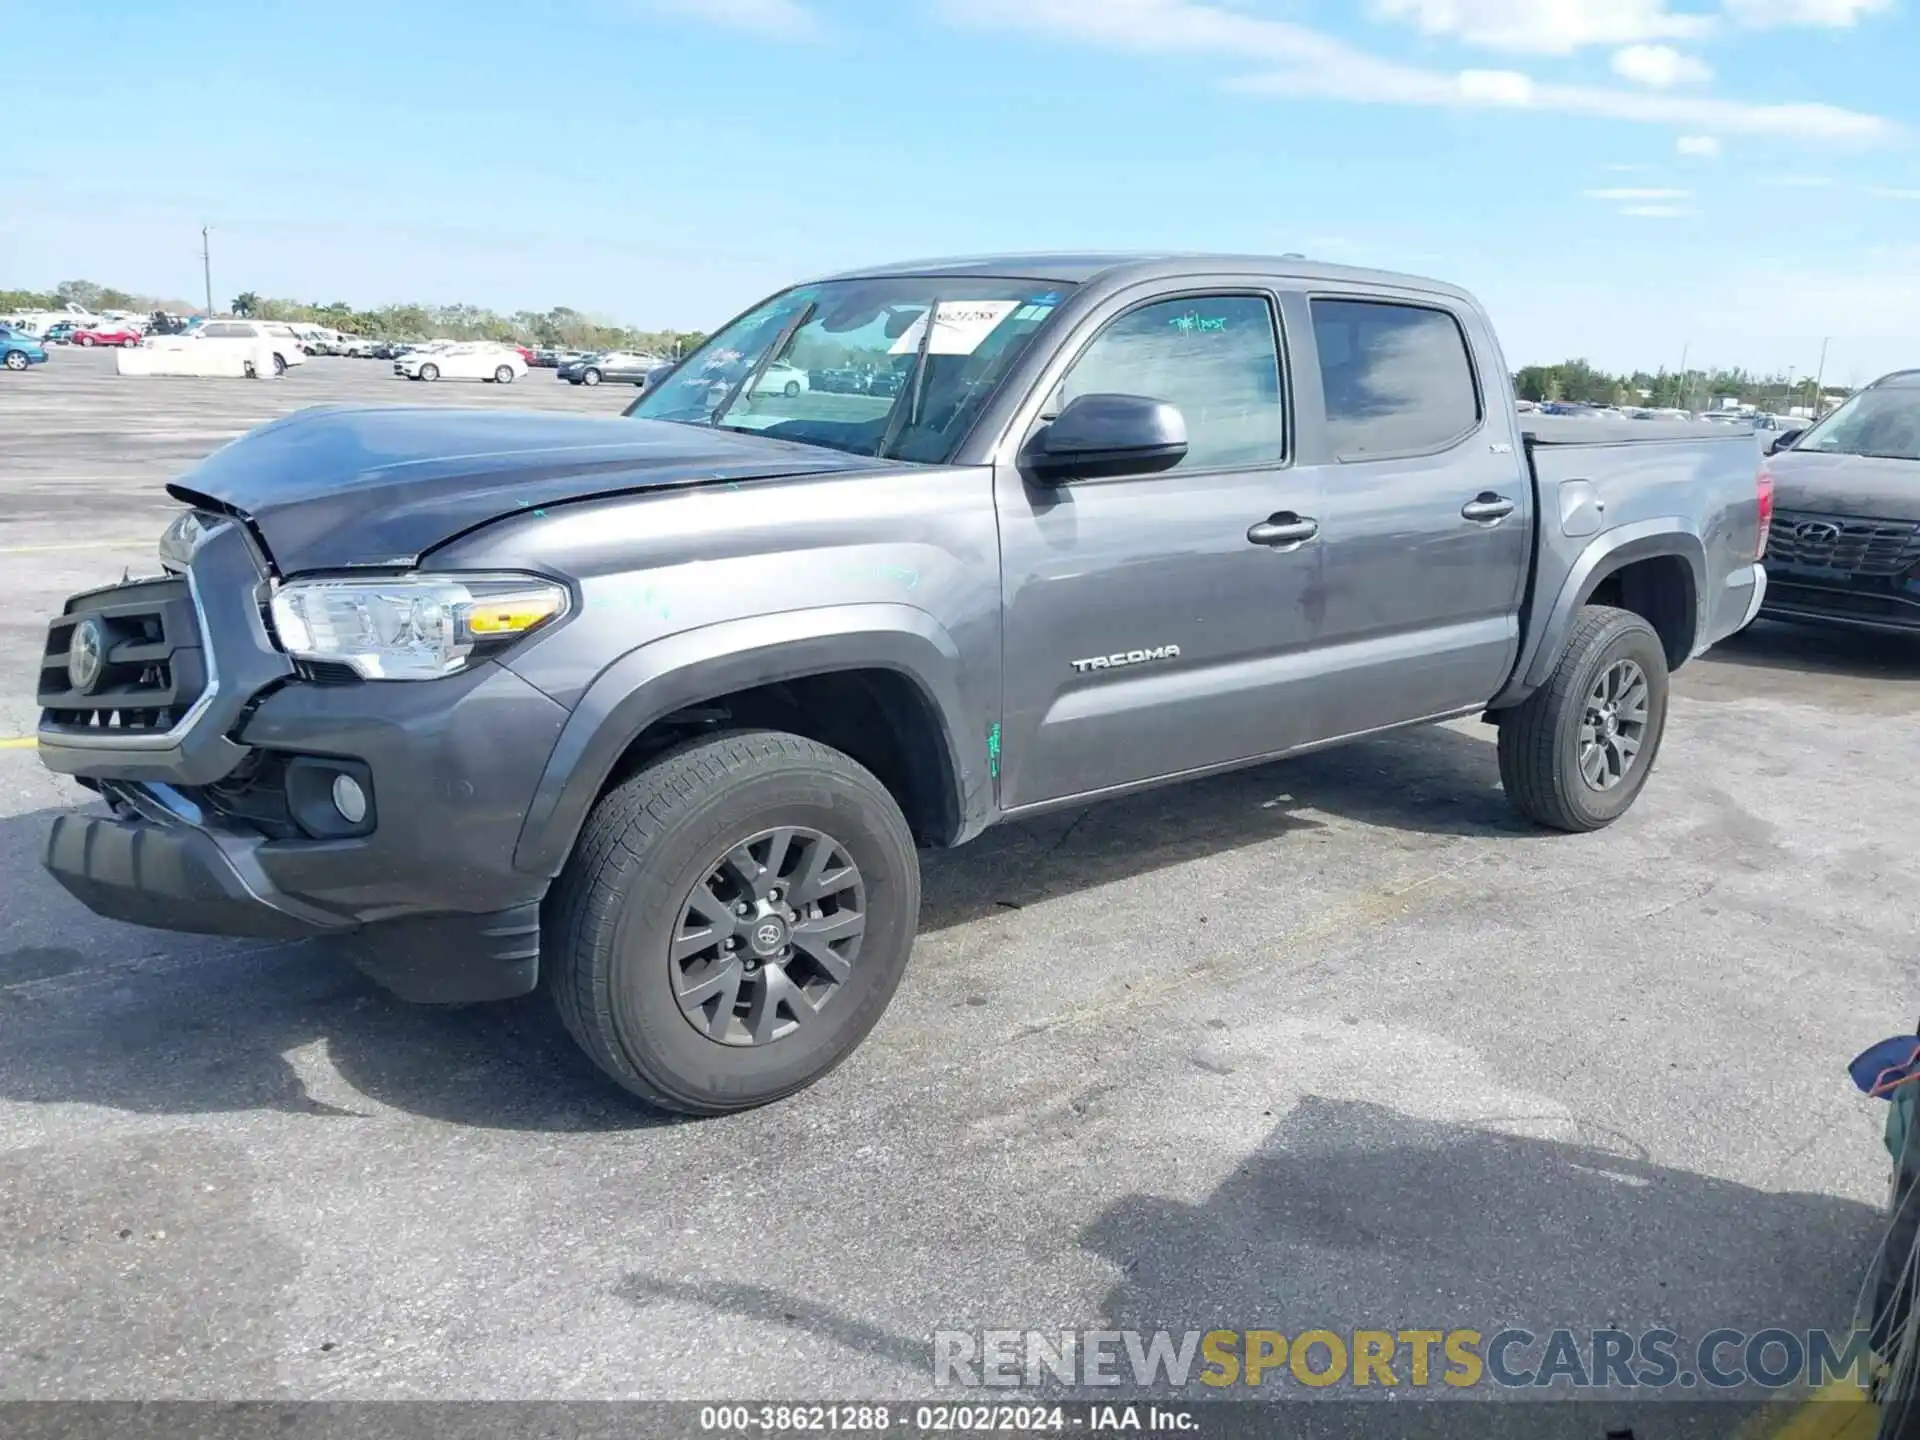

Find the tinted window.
xmin=1055 ymin=294 xmax=1284 ymax=471
xmin=1311 ymin=299 xmax=1480 ymax=457
xmin=202 ymin=323 xmax=245 ymax=338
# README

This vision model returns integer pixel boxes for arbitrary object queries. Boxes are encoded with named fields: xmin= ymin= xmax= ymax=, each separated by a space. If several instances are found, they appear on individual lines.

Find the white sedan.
xmin=756 ymin=361 xmax=810 ymax=398
xmin=399 ymin=344 xmax=529 ymax=384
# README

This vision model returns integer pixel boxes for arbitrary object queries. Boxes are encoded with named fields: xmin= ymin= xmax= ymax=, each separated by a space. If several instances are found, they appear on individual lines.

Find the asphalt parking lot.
xmin=2 ymin=348 xmax=1918 ymax=1411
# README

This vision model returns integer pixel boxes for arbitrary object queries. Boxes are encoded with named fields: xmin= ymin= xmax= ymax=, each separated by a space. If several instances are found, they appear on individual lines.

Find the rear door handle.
xmin=1247 ymin=514 xmax=1320 ymax=549
xmin=1461 ymin=493 xmax=1516 ymax=523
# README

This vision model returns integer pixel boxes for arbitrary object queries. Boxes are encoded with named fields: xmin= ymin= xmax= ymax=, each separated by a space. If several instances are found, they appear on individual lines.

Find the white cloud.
xmin=1618 ymin=204 xmax=1694 ymax=216
xmin=1676 ymin=134 xmax=1723 ymax=156
xmin=643 ymin=0 xmax=818 ymax=36
xmin=1585 ymin=187 xmax=1693 ymax=200
xmin=1757 ymin=174 xmax=1835 ymax=186
xmin=1370 ymin=0 xmax=1713 ymax=54
xmin=1723 ymin=0 xmax=1892 ymax=27
xmin=1868 ymin=187 xmax=1920 ymax=199
xmin=1612 ymin=44 xmax=1714 ymax=86
xmin=938 ymin=0 xmax=1898 ymax=143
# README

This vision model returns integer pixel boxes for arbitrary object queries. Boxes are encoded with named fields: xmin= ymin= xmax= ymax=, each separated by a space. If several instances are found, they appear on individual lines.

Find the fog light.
xmin=331 ymin=773 xmax=368 ymax=825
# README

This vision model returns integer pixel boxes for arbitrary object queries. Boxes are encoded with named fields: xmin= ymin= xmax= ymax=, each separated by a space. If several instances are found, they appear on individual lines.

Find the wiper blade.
xmin=711 ymin=302 xmax=815 ymax=428
xmin=875 ymin=296 xmax=940 ymax=461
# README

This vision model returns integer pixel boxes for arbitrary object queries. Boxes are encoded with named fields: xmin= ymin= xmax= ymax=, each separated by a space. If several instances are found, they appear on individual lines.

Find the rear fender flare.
xmin=1495 ymin=519 xmax=1707 ymax=707
xmin=512 ymin=603 xmax=982 ymax=877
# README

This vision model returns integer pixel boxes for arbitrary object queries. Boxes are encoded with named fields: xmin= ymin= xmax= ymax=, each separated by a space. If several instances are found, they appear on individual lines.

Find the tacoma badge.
xmin=1071 ymin=644 xmax=1181 ymax=675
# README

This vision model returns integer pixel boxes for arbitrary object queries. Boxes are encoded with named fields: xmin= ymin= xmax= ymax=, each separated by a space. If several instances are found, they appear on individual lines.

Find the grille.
xmin=1765 ymin=511 xmax=1920 ymax=576
xmin=37 ymin=576 xmax=210 ymax=735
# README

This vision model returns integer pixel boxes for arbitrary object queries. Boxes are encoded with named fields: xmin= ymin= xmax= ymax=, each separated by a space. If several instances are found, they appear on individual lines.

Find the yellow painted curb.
xmin=0 ymin=737 xmax=38 ymax=750
xmin=1763 ymin=1379 xmax=1877 ymax=1440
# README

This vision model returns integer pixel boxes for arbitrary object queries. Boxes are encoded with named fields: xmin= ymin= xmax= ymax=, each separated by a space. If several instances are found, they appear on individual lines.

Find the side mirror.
xmin=1024 ymin=393 xmax=1189 ymax=482
xmin=1768 ymin=429 xmax=1805 ymax=456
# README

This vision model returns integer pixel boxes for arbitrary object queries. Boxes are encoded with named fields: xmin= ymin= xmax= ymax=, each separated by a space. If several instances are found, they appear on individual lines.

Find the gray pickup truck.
xmin=35 ymin=253 xmax=1769 ymax=1113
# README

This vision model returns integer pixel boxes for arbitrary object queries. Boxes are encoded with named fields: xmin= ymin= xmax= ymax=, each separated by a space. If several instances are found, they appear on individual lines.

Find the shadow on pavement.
xmin=0 ymin=724 xmax=1538 ymax=1129
xmin=612 ymin=1096 xmax=1881 ymax=1437
xmin=1708 ymin=619 xmax=1920 ymax=685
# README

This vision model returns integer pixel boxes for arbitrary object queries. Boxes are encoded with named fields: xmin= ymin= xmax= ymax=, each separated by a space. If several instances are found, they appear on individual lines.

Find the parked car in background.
xmin=558 ymin=350 xmax=665 ymax=387
xmin=173 ymin=320 xmax=307 ymax=376
xmin=41 ymin=321 xmax=80 ymax=345
xmin=1756 ymin=368 xmax=1920 ymax=636
xmin=398 ymin=342 xmax=528 ymax=383
xmin=0 ymin=325 xmax=49 ymax=371
xmin=32 ymin=252 xmax=1770 ymax=1115
xmin=73 ymin=324 xmax=144 ymax=349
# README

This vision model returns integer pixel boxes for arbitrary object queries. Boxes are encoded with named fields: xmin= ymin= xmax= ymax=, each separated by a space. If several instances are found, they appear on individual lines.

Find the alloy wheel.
xmin=1578 ymin=658 xmax=1649 ymax=791
xmin=669 ymin=826 xmax=867 ymax=1047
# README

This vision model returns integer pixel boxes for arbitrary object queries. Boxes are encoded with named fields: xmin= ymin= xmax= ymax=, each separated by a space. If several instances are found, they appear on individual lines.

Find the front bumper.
xmin=35 ymin=522 xmax=570 ymax=999
xmin=1759 ymin=562 xmax=1920 ymax=636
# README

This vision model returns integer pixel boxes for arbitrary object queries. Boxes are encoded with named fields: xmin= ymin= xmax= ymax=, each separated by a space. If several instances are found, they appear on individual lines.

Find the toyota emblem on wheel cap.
xmin=753 ymin=921 xmax=786 ymax=954
xmin=67 ymin=618 xmax=107 ymax=694
xmin=1795 ymin=520 xmax=1843 ymax=544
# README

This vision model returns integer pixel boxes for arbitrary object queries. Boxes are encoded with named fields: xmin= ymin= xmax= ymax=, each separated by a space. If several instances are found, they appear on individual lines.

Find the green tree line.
xmin=2 ymin=279 xmax=706 ymax=357
xmin=1514 ymin=358 xmax=1848 ymax=413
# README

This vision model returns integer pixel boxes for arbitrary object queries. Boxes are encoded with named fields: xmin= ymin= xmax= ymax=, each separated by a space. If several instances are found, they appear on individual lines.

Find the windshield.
xmin=629 ymin=276 xmax=1073 ymax=463
xmin=1790 ymin=385 xmax=1920 ymax=462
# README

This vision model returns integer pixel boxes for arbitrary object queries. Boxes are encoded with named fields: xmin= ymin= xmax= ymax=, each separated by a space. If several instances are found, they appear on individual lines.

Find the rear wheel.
xmin=546 ymin=730 xmax=920 ymax=1114
xmin=1498 ymin=605 xmax=1670 ymax=832
xmin=121 ymin=336 xmax=140 ymax=349
xmin=272 ymin=353 xmax=288 ymax=376
xmin=78 ymin=335 xmax=95 ymax=347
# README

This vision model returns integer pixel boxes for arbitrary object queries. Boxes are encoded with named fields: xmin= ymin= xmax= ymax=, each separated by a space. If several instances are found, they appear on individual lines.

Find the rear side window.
xmin=1055 ymin=294 xmax=1285 ymax=472
xmin=202 ymin=323 xmax=243 ymax=338
xmin=1310 ymin=299 xmax=1480 ymax=457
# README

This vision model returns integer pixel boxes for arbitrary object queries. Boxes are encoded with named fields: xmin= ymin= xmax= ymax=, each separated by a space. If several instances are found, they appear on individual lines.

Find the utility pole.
xmin=1676 ymin=342 xmax=1690 ymax=411
xmin=201 ymin=226 xmax=214 ymax=317
xmin=1810 ymin=336 xmax=1830 ymax=416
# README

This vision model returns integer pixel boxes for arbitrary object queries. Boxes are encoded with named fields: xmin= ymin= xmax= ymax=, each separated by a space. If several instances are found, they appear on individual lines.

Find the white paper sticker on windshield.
xmin=889 ymin=300 xmax=1020 ymax=356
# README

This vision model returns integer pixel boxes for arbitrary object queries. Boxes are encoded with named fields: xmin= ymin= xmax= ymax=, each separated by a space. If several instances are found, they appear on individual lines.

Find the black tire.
xmin=494 ymin=364 xmax=515 ymax=384
xmin=78 ymin=335 xmax=95 ymax=347
xmin=272 ymin=352 xmax=288 ymax=376
xmin=546 ymin=730 xmax=920 ymax=1114
xmin=1498 ymin=604 xmax=1670 ymax=832
xmin=419 ymin=362 xmax=439 ymax=382
xmin=581 ymin=367 xmax=602 ymax=386
xmin=782 ymin=379 xmax=801 ymax=398
xmin=3 ymin=351 xmax=27 ymax=371
xmin=121 ymin=336 xmax=140 ymax=349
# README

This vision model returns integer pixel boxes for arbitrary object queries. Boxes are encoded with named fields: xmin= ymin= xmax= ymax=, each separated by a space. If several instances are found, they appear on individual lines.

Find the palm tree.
xmin=231 ymin=292 xmax=259 ymax=317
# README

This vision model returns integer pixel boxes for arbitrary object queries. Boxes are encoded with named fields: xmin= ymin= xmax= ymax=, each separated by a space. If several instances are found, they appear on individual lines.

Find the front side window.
xmin=1311 ymin=298 xmax=1481 ymax=458
xmin=1052 ymin=294 xmax=1285 ymax=472
xmin=629 ymin=276 xmax=1072 ymax=464
xmin=1791 ymin=384 xmax=1920 ymax=462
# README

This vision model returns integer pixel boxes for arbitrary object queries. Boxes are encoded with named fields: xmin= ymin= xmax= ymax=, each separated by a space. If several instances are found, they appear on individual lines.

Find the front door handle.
xmin=1248 ymin=513 xmax=1320 ymax=549
xmin=1461 ymin=493 xmax=1516 ymax=523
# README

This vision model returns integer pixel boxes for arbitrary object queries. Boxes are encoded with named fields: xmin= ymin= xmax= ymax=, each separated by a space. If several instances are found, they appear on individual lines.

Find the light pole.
xmin=1810 ymin=336 xmax=1830 ymax=416
xmin=201 ymin=226 xmax=214 ymax=317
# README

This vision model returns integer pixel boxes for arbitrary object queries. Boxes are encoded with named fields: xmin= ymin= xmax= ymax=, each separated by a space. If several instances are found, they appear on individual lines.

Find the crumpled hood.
xmin=168 ymin=406 xmax=882 ymax=573
xmin=1767 ymin=449 xmax=1920 ymax=522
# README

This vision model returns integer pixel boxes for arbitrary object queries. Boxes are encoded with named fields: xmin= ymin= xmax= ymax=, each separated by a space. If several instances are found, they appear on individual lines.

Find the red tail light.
xmin=1755 ymin=466 xmax=1775 ymax=560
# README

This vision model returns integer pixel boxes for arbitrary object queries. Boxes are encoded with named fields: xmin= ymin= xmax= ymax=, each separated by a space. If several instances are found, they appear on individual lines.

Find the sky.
xmin=4 ymin=0 xmax=1920 ymax=381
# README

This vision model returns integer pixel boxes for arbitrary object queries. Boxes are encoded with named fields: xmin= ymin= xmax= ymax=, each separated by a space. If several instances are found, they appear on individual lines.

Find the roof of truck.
xmin=817 ymin=251 xmax=1475 ymax=301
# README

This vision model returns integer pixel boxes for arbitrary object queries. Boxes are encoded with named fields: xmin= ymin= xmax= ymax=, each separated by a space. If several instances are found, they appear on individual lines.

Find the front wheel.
xmin=581 ymin=367 xmax=601 ymax=387
xmin=78 ymin=336 xmax=95 ymax=347
xmin=782 ymin=380 xmax=801 ymax=398
xmin=3 ymin=351 xmax=27 ymax=371
xmin=419 ymin=362 xmax=439 ymax=382
xmin=494 ymin=364 xmax=515 ymax=384
xmin=1497 ymin=604 xmax=1670 ymax=832
xmin=546 ymin=730 xmax=920 ymax=1114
